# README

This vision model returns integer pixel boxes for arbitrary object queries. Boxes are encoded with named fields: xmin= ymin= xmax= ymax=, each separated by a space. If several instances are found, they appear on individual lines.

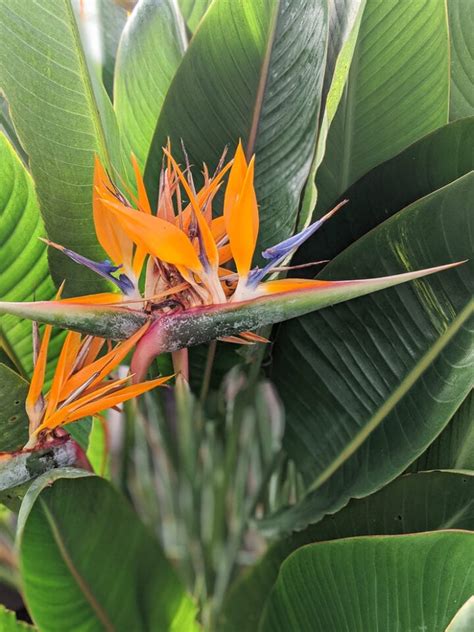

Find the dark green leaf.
xmin=0 ymin=0 xmax=123 ymax=296
xmin=17 ymin=470 xmax=198 ymax=631
xmin=221 ymin=470 xmax=474 ymax=631
xmin=314 ymin=0 xmax=449 ymax=214
xmin=0 ymin=364 xmax=29 ymax=453
xmin=114 ymin=0 xmax=187 ymax=168
xmin=298 ymin=0 xmax=366 ymax=229
xmin=446 ymin=597 xmax=474 ymax=632
xmin=97 ymin=0 xmax=128 ymax=100
xmin=408 ymin=390 xmax=474 ymax=472
xmin=258 ymin=532 xmax=474 ymax=631
xmin=448 ymin=0 xmax=474 ymax=121
xmin=296 ymin=117 xmax=474 ymax=268
xmin=146 ymin=0 xmax=329 ymax=254
xmin=268 ymin=173 xmax=473 ymax=532
xmin=0 ymin=133 xmax=62 ymax=377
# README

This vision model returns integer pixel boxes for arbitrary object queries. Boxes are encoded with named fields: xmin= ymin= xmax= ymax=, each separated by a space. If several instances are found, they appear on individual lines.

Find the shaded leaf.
xmin=0 ymin=0 xmax=122 ymax=296
xmin=178 ymin=0 xmax=212 ymax=32
xmin=298 ymin=0 xmax=366 ymax=229
xmin=446 ymin=597 xmax=474 ymax=632
xmin=258 ymin=532 xmax=474 ymax=632
xmin=408 ymin=390 xmax=474 ymax=472
xmin=314 ymin=0 xmax=449 ymax=214
xmin=221 ymin=470 xmax=474 ymax=631
xmin=267 ymin=173 xmax=473 ymax=532
xmin=0 ymin=133 xmax=63 ymax=377
xmin=17 ymin=470 xmax=198 ymax=631
xmin=114 ymin=0 xmax=187 ymax=168
xmin=146 ymin=0 xmax=329 ymax=255
xmin=296 ymin=117 xmax=474 ymax=269
xmin=0 ymin=364 xmax=29 ymax=453
xmin=448 ymin=0 xmax=474 ymax=121
xmin=97 ymin=0 xmax=128 ymax=100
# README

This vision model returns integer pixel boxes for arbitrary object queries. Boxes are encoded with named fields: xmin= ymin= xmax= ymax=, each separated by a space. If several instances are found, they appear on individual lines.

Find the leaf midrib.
xmin=245 ymin=0 xmax=280 ymax=159
xmin=309 ymin=299 xmax=474 ymax=493
xmin=64 ymin=0 xmax=111 ymax=170
xmin=40 ymin=498 xmax=115 ymax=632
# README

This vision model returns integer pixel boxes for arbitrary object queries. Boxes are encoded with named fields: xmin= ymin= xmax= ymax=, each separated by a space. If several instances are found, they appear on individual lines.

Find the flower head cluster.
xmin=47 ymin=143 xmax=343 ymax=316
xmin=24 ymin=316 xmax=169 ymax=448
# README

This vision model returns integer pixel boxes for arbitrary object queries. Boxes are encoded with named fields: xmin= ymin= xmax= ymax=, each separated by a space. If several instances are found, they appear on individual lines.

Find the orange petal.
xmin=43 ymin=331 xmax=82 ymax=420
xmin=60 ymin=323 xmax=150 ymax=401
xmin=25 ymin=324 xmax=52 ymax=417
xmin=163 ymin=151 xmax=219 ymax=268
xmin=130 ymin=153 xmax=152 ymax=215
xmin=60 ymin=292 xmax=120 ymax=304
xmin=93 ymin=157 xmax=133 ymax=270
xmin=224 ymin=140 xmax=247 ymax=217
xmin=103 ymin=199 xmax=203 ymax=273
xmin=39 ymin=375 xmax=171 ymax=430
xmin=225 ymin=155 xmax=259 ymax=277
xmin=131 ymin=153 xmax=152 ymax=277
xmin=259 ymin=279 xmax=332 ymax=294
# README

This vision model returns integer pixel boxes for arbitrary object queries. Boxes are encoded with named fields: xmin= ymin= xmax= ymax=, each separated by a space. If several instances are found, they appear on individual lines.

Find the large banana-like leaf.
xmin=298 ymin=0 xmax=366 ymax=229
xmin=178 ymin=0 xmax=212 ymax=32
xmin=258 ymin=532 xmax=474 ymax=632
xmin=448 ymin=0 xmax=474 ymax=121
xmin=314 ymin=0 xmax=449 ymax=215
xmin=17 ymin=470 xmax=198 ymax=631
xmin=97 ymin=0 xmax=128 ymax=100
xmin=0 ymin=134 xmax=63 ymax=377
xmin=296 ymin=117 xmax=474 ymax=267
xmin=221 ymin=470 xmax=474 ymax=631
xmin=114 ymin=0 xmax=187 ymax=168
xmin=265 ymin=173 xmax=473 ymax=533
xmin=408 ymin=390 xmax=474 ymax=472
xmin=145 ymin=0 xmax=329 ymax=254
xmin=0 ymin=364 xmax=29 ymax=453
xmin=0 ymin=0 xmax=122 ymax=296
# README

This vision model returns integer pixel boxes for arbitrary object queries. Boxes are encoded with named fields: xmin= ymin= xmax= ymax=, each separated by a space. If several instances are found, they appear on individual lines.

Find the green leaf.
xmin=0 ymin=364 xmax=29 ymax=453
xmin=267 ymin=174 xmax=473 ymax=532
xmin=178 ymin=0 xmax=213 ymax=32
xmin=17 ymin=469 xmax=198 ymax=632
xmin=298 ymin=0 xmax=366 ymax=229
xmin=146 ymin=0 xmax=329 ymax=254
xmin=0 ymin=605 xmax=34 ymax=630
xmin=86 ymin=418 xmax=110 ymax=478
xmin=258 ymin=531 xmax=474 ymax=632
xmin=114 ymin=0 xmax=187 ymax=169
xmin=97 ymin=0 xmax=128 ymax=100
xmin=314 ymin=0 xmax=449 ymax=215
xmin=221 ymin=470 xmax=474 ymax=631
xmin=446 ymin=597 xmax=474 ymax=632
xmin=0 ymin=440 xmax=85 ymax=510
xmin=448 ymin=0 xmax=474 ymax=120
xmin=0 ymin=133 xmax=62 ymax=377
xmin=408 ymin=390 xmax=474 ymax=472
xmin=296 ymin=117 xmax=474 ymax=268
xmin=0 ymin=0 xmax=122 ymax=296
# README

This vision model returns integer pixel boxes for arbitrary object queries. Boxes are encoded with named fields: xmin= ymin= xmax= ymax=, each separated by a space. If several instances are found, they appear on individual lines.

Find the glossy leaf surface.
xmin=18 ymin=470 xmax=198 ymax=632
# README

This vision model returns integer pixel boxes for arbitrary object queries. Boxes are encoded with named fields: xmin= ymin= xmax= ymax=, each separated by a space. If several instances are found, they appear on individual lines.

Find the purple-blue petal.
xmin=61 ymin=247 xmax=135 ymax=295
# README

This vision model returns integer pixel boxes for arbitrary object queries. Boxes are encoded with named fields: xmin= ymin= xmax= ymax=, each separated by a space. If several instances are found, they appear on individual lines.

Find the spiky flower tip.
xmin=44 ymin=142 xmax=341 ymax=344
xmin=24 ymin=318 xmax=170 ymax=450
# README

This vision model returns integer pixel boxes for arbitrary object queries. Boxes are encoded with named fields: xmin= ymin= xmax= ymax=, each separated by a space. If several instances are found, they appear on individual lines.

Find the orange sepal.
xmin=103 ymin=199 xmax=203 ymax=273
xmin=225 ymin=154 xmax=259 ymax=277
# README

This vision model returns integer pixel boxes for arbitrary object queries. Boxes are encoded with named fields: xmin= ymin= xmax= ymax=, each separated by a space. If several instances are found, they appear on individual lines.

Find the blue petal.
xmin=61 ymin=247 xmax=135 ymax=295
